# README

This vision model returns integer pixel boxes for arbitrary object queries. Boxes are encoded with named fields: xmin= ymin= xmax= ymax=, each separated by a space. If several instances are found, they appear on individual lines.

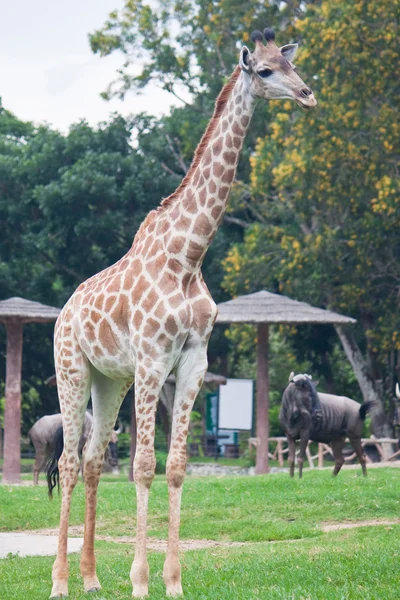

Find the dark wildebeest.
xmin=279 ymin=373 xmax=374 ymax=477
xmin=46 ymin=421 xmax=123 ymax=491
xmin=28 ymin=412 xmax=93 ymax=485
xmin=104 ymin=423 xmax=122 ymax=473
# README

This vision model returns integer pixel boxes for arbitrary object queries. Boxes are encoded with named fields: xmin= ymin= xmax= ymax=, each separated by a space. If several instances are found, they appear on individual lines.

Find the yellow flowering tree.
xmin=223 ymin=0 xmax=400 ymax=422
xmin=91 ymin=0 xmax=399 ymax=422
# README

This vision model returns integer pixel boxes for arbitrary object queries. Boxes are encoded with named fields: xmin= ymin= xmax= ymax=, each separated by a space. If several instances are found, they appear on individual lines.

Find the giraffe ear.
xmin=239 ymin=46 xmax=252 ymax=73
xmin=280 ymin=43 xmax=298 ymax=64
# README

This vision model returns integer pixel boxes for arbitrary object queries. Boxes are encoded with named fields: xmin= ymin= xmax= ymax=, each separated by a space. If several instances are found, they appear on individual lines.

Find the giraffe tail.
xmin=46 ymin=426 xmax=64 ymax=498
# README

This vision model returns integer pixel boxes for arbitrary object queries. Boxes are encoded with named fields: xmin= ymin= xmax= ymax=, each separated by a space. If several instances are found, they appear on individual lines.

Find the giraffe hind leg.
xmin=50 ymin=351 xmax=91 ymax=599
xmin=80 ymin=370 xmax=132 ymax=593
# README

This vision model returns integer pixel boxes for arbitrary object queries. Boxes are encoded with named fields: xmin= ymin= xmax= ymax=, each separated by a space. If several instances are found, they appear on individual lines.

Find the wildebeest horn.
xmin=396 ymin=383 xmax=400 ymax=400
xmin=114 ymin=421 xmax=123 ymax=435
xmin=289 ymin=371 xmax=295 ymax=382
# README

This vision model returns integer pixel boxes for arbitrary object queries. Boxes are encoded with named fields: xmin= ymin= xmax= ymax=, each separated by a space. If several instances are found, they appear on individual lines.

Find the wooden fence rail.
xmin=248 ymin=436 xmax=400 ymax=468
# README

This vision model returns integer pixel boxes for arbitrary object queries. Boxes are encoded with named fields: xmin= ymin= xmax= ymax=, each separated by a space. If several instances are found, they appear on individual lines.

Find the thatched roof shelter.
xmin=216 ymin=291 xmax=356 ymax=325
xmin=0 ymin=297 xmax=61 ymax=484
xmin=216 ymin=290 xmax=356 ymax=474
xmin=0 ymin=297 xmax=61 ymax=324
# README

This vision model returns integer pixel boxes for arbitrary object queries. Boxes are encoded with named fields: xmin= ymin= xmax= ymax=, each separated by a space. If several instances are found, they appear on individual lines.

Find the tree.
xmin=0 ymin=112 xmax=178 ymax=428
xmin=222 ymin=0 xmax=400 ymax=434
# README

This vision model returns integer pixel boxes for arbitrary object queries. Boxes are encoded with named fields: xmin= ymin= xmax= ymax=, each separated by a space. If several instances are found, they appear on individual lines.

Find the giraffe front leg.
xmin=163 ymin=457 xmax=185 ymax=597
xmin=163 ymin=350 xmax=208 ymax=596
xmin=131 ymin=368 xmax=166 ymax=598
xmin=131 ymin=475 xmax=152 ymax=597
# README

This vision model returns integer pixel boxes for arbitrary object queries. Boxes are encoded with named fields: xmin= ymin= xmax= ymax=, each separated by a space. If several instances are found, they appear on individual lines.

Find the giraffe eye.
xmin=258 ymin=68 xmax=273 ymax=78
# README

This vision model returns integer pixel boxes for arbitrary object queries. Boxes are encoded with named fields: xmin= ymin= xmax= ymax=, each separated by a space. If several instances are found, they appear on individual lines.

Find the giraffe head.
xmin=239 ymin=28 xmax=317 ymax=109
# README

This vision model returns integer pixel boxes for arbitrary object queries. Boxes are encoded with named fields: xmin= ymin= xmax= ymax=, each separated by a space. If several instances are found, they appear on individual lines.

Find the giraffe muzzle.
xmin=295 ymin=87 xmax=317 ymax=109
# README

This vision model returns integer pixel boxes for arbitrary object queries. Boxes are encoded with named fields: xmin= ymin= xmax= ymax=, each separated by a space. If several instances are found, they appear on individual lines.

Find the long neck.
xmin=164 ymin=69 xmax=257 ymax=271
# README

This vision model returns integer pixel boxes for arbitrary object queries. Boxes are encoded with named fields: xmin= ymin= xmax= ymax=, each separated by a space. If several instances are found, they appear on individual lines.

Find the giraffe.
xmin=49 ymin=27 xmax=316 ymax=599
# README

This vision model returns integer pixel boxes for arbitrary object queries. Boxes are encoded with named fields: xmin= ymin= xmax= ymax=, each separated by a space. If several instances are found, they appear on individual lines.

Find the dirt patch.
xmin=23 ymin=526 xmax=244 ymax=552
xmin=20 ymin=519 xmax=400 ymax=553
xmin=321 ymin=519 xmax=400 ymax=532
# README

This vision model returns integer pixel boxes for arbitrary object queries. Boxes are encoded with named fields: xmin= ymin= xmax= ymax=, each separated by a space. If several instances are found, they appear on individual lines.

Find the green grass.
xmin=1 ymin=526 xmax=399 ymax=599
xmin=1 ymin=469 xmax=399 ymax=541
xmin=1 ymin=469 xmax=400 ymax=598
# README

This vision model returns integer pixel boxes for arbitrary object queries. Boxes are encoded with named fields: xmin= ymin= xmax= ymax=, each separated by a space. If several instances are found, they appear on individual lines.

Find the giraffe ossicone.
xmin=48 ymin=28 xmax=316 ymax=599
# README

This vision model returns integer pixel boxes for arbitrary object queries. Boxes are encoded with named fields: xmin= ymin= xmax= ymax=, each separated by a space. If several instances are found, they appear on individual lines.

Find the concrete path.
xmin=0 ymin=533 xmax=82 ymax=559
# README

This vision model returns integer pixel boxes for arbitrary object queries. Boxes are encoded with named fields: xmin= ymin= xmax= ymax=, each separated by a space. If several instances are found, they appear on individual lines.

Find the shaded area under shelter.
xmin=0 ymin=297 xmax=60 ymax=484
xmin=216 ymin=290 xmax=356 ymax=474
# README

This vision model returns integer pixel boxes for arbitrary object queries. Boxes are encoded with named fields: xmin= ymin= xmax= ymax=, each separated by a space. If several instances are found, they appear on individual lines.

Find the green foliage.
xmin=115 ymin=433 xmax=131 ymax=459
xmin=89 ymin=0 xmax=288 ymax=99
xmin=155 ymin=450 xmax=168 ymax=474
xmin=1 ymin=0 xmax=399 ymax=432
xmin=0 ymin=112 xmax=177 ymax=426
xmin=91 ymin=0 xmax=400 ymax=406
xmin=221 ymin=0 xmax=400 ymax=400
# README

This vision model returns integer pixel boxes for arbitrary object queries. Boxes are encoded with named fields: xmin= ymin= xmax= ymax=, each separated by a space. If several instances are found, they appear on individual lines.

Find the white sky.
xmin=0 ymin=0 xmax=180 ymax=132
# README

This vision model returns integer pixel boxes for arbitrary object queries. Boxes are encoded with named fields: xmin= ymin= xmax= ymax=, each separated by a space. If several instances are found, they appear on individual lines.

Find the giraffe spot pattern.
xmin=52 ymin=63 xmax=257 ymax=597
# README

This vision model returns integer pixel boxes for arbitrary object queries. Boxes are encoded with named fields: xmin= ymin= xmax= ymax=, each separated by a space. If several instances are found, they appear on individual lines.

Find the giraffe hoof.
xmin=84 ymin=577 xmax=101 ymax=593
xmin=50 ymin=583 xmax=68 ymax=598
xmin=132 ymin=585 xmax=149 ymax=597
xmin=166 ymin=584 xmax=183 ymax=596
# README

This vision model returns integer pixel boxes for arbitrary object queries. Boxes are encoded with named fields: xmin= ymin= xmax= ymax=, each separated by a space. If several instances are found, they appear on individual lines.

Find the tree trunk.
xmin=335 ymin=325 xmax=393 ymax=458
xmin=255 ymin=323 xmax=269 ymax=474
xmin=3 ymin=320 xmax=23 ymax=484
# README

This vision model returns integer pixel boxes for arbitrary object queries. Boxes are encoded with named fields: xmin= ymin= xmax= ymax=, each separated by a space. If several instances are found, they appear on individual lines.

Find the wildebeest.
xmin=28 ymin=412 xmax=93 ymax=485
xmin=279 ymin=373 xmax=373 ymax=477
xmin=105 ymin=423 xmax=122 ymax=473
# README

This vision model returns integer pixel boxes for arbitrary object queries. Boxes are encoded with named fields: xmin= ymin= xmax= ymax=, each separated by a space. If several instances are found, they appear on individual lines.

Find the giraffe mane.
xmin=160 ymin=65 xmax=241 ymax=210
xmin=132 ymin=65 xmax=241 ymax=244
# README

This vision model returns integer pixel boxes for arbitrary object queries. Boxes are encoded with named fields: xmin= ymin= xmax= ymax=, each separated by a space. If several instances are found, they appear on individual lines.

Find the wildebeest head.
xmin=281 ymin=373 xmax=319 ymax=432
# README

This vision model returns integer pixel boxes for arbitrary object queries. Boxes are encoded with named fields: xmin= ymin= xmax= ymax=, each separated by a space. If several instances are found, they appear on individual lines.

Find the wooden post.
xmin=277 ymin=439 xmax=284 ymax=467
xmin=3 ymin=320 xmax=23 ymax=484
xmin=255 ymin=323 xmax=269 ymax=474
xmin=306 ymin=443 xmax=314 ymax=468
xmin=129 ymin=387 xmax=137 ymax=483
xmin=318 ymin=443 xmax=324 ymax=468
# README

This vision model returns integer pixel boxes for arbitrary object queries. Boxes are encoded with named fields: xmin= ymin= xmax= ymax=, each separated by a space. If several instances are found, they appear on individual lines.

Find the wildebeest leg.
xmin=298 ymin=435 xmax=309 ymax=478
xmin=30 ymin=436 xmax=47 ymax=485
xmin=330 ymin=439 xmax=345 ymax=476
xmin=287 ymin=435 xmax=296 ymax=477
xmin=350 ymin=437 xmax=367 ymax=476
xmin=33 ymin=447 xmax=46 ymax=485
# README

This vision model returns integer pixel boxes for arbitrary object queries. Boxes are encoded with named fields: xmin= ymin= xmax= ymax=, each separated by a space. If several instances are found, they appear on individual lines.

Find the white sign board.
xmin=218 ymin=378 xmax=253 ymax=430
